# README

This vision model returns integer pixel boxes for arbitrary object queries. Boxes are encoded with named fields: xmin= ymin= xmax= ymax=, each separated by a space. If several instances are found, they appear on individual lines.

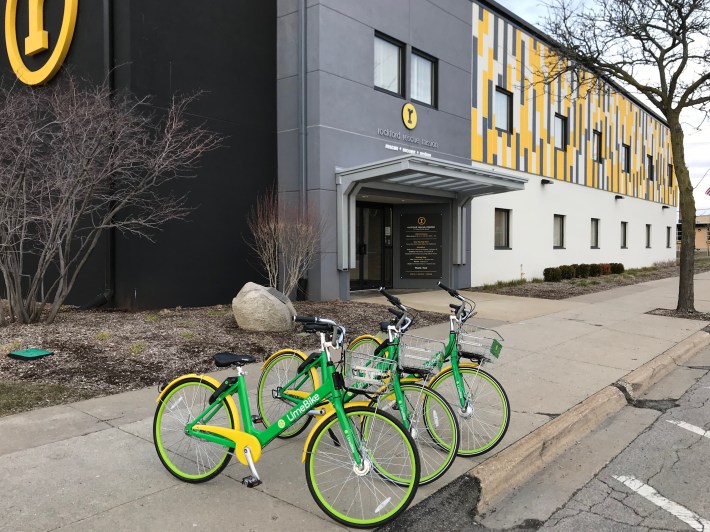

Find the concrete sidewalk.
xmin=3 ymin=274 xmax=710 ymax=531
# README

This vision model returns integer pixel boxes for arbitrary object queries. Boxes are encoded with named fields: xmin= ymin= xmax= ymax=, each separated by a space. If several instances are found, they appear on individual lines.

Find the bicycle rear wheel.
xmin=153 ymin=377 xmax=237 ymax=482
xmin=305 ymin=405 xmax=420 ymax=528
xmin=257 ymin=350 xmax=315 ymax=438
xmin=374 ymin=383 xmax=459 ymax=485
xmin=428 ymin=366 xmax=510 ymax=456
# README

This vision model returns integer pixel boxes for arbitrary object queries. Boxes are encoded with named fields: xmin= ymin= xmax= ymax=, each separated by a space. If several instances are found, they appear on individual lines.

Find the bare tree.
xmin=245 ymin=187 xmax=280 ymax=288
xmin=0 ymin=75 xmax=222 ymax=324
xmin=539 ymin=0 xmax=710 ymax=312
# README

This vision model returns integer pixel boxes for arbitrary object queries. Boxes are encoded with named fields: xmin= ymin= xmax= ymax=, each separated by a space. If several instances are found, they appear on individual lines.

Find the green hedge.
xmin=543 ymin=267 xmax=562 ymax=282
xmin=559 ymin=265 xmax=575 ymax=279
xmin=543 ymin=262 xmax=625 ymax=282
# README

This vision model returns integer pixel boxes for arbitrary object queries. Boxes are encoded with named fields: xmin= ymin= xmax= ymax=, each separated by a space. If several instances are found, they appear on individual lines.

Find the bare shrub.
xmin=280 ymin=209 xmax=323 ymax=298
xmin=245 ymin=187 xmax=280 ymax=288
xmin=245 ymin=190 xmax=323 ymax=298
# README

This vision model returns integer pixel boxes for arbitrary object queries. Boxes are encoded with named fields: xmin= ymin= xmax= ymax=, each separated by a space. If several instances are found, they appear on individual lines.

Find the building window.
xmin=647 ymin=155 xmax=654 ymax=181
xmin=592 ymin=130 xmax=602 ymax=162
xmin=411 ymin=50 xmax=436 ymax=107
xmin=591 ymin=218 xmax=600 ymax=248
xmin=494 ymin=208 xmax=510 ymax=249
xmin=668 ymin=164 xmax=674 ymax=187
xmin=622 ymin=144 xmax=631 ymax=173
xmin=621 ymin=221 xmax=628 ymax=249
xmin=374 ymin=33 xmax=404 ymax=96
xmin=666 ymin=226 xmax=672 ymax=248
xmin=495 ymin=87 xmax=512 ymax=132
xmin=553 ymin=214 xmax=565 ymax=248
xmin=646 ymin=224 xmax=652 ymax=248
xmin=554 ymin=114 xmax=568 ymax=150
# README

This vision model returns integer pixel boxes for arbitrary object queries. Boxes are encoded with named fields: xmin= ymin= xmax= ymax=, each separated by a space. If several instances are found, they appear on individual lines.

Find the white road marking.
xmin=667 ymin=420 xmax=710 ymax=439
xmin=613 ymin=475 xmax=710 ymax=531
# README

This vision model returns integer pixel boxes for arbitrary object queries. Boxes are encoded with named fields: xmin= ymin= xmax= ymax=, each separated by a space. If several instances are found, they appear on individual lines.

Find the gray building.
xmin=278 ymin=0 xmax=527 ymax=301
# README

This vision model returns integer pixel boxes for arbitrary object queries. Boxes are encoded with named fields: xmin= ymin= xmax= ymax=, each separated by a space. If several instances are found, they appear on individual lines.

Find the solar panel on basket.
xmin=397 ymin=335 xmax=445 ymax=373
xmin=458 ymin=324 xmax=504 ymax=359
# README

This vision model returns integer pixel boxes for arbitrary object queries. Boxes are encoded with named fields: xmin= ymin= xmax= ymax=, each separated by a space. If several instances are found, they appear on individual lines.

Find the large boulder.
xmin=232 ymin=282 xmax=296 ymax=332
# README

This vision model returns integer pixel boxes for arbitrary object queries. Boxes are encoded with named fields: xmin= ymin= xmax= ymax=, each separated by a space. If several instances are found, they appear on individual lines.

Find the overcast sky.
xmin=494 ymin=0 xmax=709 ymax=216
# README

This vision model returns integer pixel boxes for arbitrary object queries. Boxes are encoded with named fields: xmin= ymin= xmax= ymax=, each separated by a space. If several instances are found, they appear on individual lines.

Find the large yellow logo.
xmin=5 ymin=0 xmax=78 ymax=85
xmin=402 ymin=102 xmax=417 ymax=130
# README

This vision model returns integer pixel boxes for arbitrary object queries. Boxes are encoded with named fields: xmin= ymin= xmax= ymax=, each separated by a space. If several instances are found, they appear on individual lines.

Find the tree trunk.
xmin=668 ymin=112 xmax=696 ymax=312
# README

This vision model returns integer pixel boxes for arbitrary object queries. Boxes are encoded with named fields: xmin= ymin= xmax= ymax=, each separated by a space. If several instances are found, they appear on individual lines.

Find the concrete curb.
xmin=469 ymin=329 xmax=710 ymax=514
xmin=616 ymin=329 xmax=710 ymax=399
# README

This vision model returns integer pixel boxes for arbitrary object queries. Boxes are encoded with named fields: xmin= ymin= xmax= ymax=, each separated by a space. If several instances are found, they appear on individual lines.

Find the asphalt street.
xmin=542 ymin=363 xmax=710 ymax=531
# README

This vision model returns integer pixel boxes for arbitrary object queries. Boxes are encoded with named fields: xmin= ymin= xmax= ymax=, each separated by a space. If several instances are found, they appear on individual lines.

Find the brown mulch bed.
xmin=3 ymin=261 xmax=710 ymax=416
xmin=0 ymin=300 xmax=447 ymax=415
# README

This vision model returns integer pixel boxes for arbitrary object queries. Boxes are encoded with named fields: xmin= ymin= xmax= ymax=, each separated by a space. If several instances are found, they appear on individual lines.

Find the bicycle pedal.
xmin=251 ymin=415 xmax=263 ymax=424
xmin=242 ymin=475 xmax=262 ymax=488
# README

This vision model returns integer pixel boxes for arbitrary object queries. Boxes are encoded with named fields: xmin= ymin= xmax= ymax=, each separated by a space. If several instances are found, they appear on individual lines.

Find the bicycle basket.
xmin=342 ymin=349 xmax=395 ymax=395
xmin=457 ymin=323 xmax=503 ymax=360
xmin=396 ymin=334 xmax=445 ymax=374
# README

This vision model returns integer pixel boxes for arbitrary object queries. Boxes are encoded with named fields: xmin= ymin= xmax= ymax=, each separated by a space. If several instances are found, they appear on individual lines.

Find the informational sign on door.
xmin=400 ymin=213 xmax=442 ymax=279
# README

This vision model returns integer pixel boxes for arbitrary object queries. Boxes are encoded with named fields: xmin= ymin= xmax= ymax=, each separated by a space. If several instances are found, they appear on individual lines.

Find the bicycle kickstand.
xmin=241 ymin=446 xmax=263 ymax=488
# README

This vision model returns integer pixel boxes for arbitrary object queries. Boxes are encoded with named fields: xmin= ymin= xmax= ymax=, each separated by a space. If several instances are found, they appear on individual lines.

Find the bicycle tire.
xmin=428 ymin=366 xmax=510 ymax=456
xmin=373 ymin=383 xmax=459 ymax=485
xmin=257 ymin=350 xmax=316 ymax=438
xmin=304 ymin=405 xmax=420 ymax=528
xmin=153 ymin=376 xmax=237 ymax=482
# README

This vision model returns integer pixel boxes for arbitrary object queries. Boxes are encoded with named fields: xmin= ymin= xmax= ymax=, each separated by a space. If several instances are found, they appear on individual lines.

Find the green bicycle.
xmin=153 ymin=316 xmax=420 ymax=528
xmin=348 ymin=285 xmax=510 ymax=457
xmin=257 ymin=313 xmax=460 ymax=485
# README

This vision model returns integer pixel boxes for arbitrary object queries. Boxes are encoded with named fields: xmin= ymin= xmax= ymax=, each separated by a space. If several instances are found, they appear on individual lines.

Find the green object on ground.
xmin=7 ymin=348 xmax=54 ymax=360
xmin=490 ymin=339 xmax=502 ymax=358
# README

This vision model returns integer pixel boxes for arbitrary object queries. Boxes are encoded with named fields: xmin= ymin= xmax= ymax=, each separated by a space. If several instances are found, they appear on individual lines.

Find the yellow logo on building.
xmin=5 ymin=0 xmax=78 ymax=85
xmin=402 ymin=102 xmax=417 ymax=130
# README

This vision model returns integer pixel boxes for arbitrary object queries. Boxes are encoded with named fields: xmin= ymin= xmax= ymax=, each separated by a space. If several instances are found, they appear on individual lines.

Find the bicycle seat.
xmin=213 ymin=352 xmax=257 ymax=367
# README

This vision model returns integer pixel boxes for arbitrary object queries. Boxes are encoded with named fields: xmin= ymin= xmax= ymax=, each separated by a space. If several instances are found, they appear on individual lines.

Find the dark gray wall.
xmin=1 ymin=0 xmax=276 ymax=309
xmin=277 ymin=0 xmax=474 ymax=300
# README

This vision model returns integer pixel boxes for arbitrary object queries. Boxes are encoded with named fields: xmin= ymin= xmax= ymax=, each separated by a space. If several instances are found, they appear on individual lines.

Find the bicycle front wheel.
xmin=305 ymin=405 xmax=420 ymax=528
xmin=428 ymin=366 xmax=510 ymax=456
xmin=153 ymin=377 xmax=237 ymax=482
xmin=257 ymin=350 xmax=316 ymax=438
xmin=347 ymin=334 xmax=383 ymax=356
xmin=374 ymin=383 xmax=459 ymax=485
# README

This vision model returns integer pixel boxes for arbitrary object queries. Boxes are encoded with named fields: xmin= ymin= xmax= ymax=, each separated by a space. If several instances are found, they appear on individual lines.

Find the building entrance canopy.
xmin=335 ymin=155 xmax=528 ymax=270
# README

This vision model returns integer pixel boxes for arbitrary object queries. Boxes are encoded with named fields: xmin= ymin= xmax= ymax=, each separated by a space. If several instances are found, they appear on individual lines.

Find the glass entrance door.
xmin=350 ymin=204 xmax=392 ymax=290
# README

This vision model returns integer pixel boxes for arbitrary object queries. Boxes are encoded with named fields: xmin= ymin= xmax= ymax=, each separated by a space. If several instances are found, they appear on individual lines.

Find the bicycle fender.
xmin=428 ymin=362 xmax=481 ymax=385
xmin=156 ymin=374 xmax=240 ymax=430
xmin=300 ymin=400 xmax=370 ymax=463
xmin=262 ymin=348 xmax=321 ymax=388
xmin=348 ymin=334 xmax=383 ymax=347
xmin=192 ymin=425 xmax=262 ymax=465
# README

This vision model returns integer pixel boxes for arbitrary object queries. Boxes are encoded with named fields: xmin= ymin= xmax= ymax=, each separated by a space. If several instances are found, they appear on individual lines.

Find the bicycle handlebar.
xmin=294 ymin=315 xmax=335 ymax=326
xmin=437 ymin=281 xmax=461 ymax=299
xmin=379 ymin=287 xmax=406 ymax=310
xmin=388 ymin=307 xmax=404 ymax=319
